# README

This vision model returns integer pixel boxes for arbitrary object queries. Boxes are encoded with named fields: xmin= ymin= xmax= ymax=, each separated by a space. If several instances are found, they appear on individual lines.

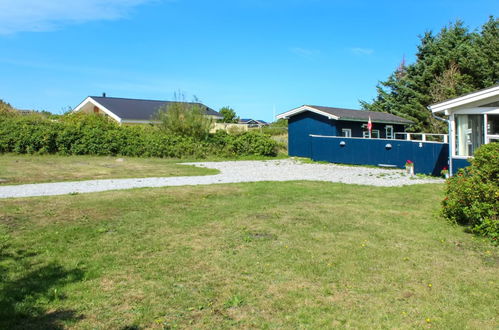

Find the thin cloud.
xmin=290 ymin=47 xmax=321 ymax=58
xmin=0 ymin=0 xmax=156 ymax=35
xmin=350 ymin=47 xmax=374 ymax=55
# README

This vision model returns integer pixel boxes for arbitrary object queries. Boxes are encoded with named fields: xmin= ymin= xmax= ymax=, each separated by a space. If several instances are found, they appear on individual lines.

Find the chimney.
xmin=102 ymin=92 xmax=106 ymax=97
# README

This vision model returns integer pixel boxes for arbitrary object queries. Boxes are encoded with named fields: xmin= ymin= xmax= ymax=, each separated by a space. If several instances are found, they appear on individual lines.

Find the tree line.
xmin=361 ymin=16 xmax=498 ymax=133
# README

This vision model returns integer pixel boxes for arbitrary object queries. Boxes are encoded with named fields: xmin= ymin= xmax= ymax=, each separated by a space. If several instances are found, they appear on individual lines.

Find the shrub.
xmin=155 ymin=102 xmax=212 ymax=140
xmin=208 ymin=130 xmax=278 ymax=157
xmin=441 ymin=143 xmax=499 ymax=243
xmin=260 ymin=126 xmax=288 ymax=136
xmin=0 ymin=99 xmax=16 ymax=116
xmin=0 ymin=113 xmax=278 ymax=158
xmin=227 ymin=131 xmax=278 ymax=157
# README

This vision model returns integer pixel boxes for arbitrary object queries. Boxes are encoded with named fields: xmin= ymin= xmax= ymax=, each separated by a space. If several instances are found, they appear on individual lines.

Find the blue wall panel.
xmin=288 ymin=112 xmax=336 ymax=158
xmin=451 ymin=158 xmax=471 ymax=174
xmin=288 ymin=111 xmax=408 ymax=158
xmin=310 ymin=136 xmax=449 ymax=176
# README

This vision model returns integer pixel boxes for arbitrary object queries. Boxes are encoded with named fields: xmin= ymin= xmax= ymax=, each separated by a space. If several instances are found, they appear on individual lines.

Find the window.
xmin=487 ymin=114 xmax=499 ymax=142
xmin=362 ymin=129 xmax=379 ymax=138
xmin=455 ymin=114 xmax=484 ymax=156
xmin=341 ymin=128 xmax=352 ymax=137
xmin=385 ymin=125 xmax=394 ymax=139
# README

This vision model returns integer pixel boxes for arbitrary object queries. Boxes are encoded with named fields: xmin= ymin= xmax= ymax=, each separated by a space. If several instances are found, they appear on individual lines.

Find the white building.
xmin=429 ymin=84 xmax=499 ymax=175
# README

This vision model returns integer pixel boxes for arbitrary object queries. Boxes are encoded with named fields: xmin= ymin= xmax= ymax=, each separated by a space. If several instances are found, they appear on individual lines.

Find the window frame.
xmin=454 ymin=114 xmax=485 ymax=157
xmin=385 ymin=125 xmax=394 ymax=139
xmin=486 ymin=114 xmax=499 ymax=143
xmin=341 ymin=128 xmax=352 ymax=137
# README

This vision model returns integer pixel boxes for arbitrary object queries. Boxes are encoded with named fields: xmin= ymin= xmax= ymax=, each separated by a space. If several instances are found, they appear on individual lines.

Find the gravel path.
xmin=0 ymin=159 xmax=442 ymax=199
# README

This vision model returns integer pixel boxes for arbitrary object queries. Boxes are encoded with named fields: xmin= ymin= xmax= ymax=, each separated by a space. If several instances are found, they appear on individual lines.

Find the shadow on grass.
xmin=0 ymin=243 xmax=85 ymax=329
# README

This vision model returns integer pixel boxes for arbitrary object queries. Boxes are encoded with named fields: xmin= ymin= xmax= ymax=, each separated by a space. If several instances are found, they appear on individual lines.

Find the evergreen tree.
xmin=361 ymin=17 xmax=498 ymax=133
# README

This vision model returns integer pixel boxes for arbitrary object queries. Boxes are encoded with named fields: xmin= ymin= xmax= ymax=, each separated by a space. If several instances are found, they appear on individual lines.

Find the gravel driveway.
xmin=0 ymin=159 xmax=442 ymax=199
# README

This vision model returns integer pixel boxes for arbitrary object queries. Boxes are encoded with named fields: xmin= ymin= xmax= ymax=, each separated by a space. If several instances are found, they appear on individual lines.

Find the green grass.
xmin=0 ymin=154 xmax=219 ymax=185
xmin=0 ymin=182 xmax=497 ymax=329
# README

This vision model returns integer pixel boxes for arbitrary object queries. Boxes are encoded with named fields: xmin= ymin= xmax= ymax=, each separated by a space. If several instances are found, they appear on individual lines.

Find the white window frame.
xmin=385 ymin=125 xmax=394 ymax=139
xmin=454 ymin=114 xmax=485 ymax=157
xmin=486 ymin=114 xmax=499 ymax=143
xmin=341 ymin=128 xmax=352 ymax=137
xmin=362 ymin=131 xmax=369 ymax=138
xmin=371 ymin=130 xmax=380 ymax=138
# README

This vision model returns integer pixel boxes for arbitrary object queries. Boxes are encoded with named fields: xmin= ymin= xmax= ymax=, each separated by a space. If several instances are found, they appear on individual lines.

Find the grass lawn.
xmin=0 ymin=182 xmax=497 ymax=329
xmin=0 ymin=154 xmax=218 ymax=185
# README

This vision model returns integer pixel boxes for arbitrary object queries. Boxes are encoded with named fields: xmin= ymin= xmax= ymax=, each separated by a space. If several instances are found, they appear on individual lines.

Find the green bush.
xmin=227 ymin=131 xmax=278 ymax=156
xmin=442 ymin=143 xmax=499 ymax=243
xmin=155 ymin=102 xmax=212 ymax=140
xmin=0 ymin=113 xmax=278 ymax=158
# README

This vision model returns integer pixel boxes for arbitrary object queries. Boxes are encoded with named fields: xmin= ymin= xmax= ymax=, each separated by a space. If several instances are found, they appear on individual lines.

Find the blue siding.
xmin=288 ymin=112 xmax=336 ymax=158
xmin=310 ymin=136 xmax=449 ymax=176
xmin=288 ymin=111 xmax=407 ymax=157
xmin=451 ymin=158 xmax=471 ymax=175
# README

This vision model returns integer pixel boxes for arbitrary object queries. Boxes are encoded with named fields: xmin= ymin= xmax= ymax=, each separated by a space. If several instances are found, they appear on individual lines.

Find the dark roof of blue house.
xmin=90 ymin=96 xmax=221 ymax=121
xmin=308 ymin=105 xmax=413 ymax=125
xmin=240 ymin=118 xmax=269 ymax=124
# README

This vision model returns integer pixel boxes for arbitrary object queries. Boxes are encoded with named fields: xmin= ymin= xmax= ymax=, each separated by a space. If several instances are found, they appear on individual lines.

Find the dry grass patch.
xmin=0 ymin=154 xmax=217 ymax=185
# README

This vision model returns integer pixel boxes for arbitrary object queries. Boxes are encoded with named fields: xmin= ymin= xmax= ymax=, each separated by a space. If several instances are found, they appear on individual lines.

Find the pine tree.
xmin=361 ymin=17 xmax=499 ymax=133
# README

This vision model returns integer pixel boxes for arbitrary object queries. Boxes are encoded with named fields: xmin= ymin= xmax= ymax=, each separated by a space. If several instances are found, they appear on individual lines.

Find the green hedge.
xmin=0 ymin=114 xmax=278 ymax=158
xmin=442 ymin=143 xmax=499 ymax=243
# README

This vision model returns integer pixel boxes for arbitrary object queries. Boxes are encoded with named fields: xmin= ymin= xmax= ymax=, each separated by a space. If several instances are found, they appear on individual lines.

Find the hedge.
xmin=0 ymin=113 xmax=278 ymax=158
xmin=441 ymin=143 xmax=499 ymax=243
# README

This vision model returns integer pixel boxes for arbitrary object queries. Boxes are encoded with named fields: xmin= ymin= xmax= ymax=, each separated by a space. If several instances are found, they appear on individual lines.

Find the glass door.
xmin=455 ymin=114 xmax=484 ymax=156
xmin=487 ymin=114 xmax=499 ymax=143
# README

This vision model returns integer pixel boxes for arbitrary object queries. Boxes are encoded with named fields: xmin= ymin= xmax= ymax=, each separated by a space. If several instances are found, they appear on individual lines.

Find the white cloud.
xmin=350 ymin=47 xmax=374 ymax=55
xmin=0 ymin=0 xmax=156 ymax=35
xmin=290 ymin=47 xmax=320 ymax=58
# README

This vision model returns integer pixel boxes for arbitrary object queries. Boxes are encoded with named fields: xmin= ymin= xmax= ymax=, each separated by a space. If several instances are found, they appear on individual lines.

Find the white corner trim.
xmin=276 ymin=105 xmax=340 ymax=120
xmin=429 ymin=85 xmax=499 ymax=113
xmin=72 ymin=97 xmax=123 ymax=123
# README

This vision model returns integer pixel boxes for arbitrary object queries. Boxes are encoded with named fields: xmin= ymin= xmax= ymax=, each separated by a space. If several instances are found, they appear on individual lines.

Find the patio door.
xmin=455 ymin=114 xmax=484 ymax=156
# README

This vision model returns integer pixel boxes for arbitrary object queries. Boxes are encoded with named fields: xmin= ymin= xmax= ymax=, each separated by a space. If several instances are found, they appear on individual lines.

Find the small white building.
xmin=429 ymin=84 xmax=499 ymax=175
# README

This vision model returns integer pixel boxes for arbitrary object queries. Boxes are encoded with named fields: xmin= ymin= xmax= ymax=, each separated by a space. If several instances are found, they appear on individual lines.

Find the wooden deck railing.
xmin=394 ymin=132 xmax=448 ymax=143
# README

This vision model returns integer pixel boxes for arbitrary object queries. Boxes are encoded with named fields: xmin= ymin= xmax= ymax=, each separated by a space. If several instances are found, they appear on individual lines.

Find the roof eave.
xmin=276 ymin=105 xmax=340 ymax=120
xmin=338 ymin=117 xmax=412 ymax=125
xmin=428 ymin=84 xmax=499 ymax=113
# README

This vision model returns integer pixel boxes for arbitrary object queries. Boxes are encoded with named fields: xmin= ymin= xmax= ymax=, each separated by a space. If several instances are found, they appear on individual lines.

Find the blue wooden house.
xmin=277 ymin=105 xmax=413 ymax=158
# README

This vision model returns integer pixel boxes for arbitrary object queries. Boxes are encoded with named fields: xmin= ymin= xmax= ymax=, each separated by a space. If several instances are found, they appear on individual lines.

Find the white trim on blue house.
xmin=277 ymin=105 xmax=340 ymax=120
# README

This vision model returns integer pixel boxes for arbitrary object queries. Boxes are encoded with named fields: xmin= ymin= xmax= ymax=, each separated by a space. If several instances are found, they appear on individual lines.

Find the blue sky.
xmin=0 ymin=0 xmax=497 ymax=121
